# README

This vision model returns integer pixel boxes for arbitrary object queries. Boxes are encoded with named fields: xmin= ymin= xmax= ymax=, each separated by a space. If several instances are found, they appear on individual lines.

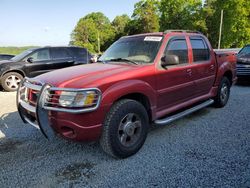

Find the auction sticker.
xmin=144 ymin=36 xmax=162 ymax=41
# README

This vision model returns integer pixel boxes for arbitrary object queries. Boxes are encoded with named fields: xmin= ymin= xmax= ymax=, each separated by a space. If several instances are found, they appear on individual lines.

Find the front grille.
xmin=23 ymin=79 xmax=43 ymax=107
xmin=44 ymin=91 xmax=60 ymax=108
xmin=28 ymin=89 xmax=40 ymax=106
xmin=237 ymin=64 xmax=250 ymax=75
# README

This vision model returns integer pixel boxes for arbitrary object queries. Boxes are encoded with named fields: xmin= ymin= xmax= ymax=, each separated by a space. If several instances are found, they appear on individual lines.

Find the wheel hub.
xmin=118 ymin=113 xmax=142 ymax=147
xmin=124 ymin=122 xmax=135 ymax=136
xmin=5 ymin=75 xmax=21 ymax=89
xmin=220 ymin=84 xmax=228 ymax=101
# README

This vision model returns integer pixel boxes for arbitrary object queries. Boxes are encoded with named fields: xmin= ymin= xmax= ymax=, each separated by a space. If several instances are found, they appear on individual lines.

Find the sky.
xmin=0 ymin=0 xmax=139 ymax=46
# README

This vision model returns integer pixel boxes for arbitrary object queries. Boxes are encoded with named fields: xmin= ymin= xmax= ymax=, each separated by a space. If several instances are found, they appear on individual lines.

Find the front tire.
xmin=214 ymin=76 xmax=231 ymax=108
xmin=1 ymin=72 xmax=23 ymax=92
xmin=100 ymin=99 xmax=149 ymax=158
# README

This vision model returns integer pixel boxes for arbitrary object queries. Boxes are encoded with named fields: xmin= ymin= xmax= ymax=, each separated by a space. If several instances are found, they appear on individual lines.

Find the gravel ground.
xmin=0 ymin=83 xmax=250 ymax=188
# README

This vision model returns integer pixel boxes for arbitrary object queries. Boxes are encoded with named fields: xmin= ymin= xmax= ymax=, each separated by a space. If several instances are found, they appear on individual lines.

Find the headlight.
xmin=58 ymin=90 xmax=99 ymax=108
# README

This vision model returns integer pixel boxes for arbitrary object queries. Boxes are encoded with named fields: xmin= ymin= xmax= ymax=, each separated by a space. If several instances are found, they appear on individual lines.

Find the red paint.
xmin=36 ymin=32 xmax=237 ymax=141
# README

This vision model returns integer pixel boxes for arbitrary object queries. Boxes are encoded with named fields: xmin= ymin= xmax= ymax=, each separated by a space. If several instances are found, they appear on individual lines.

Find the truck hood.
xmin=36 ymin=63 xmax=141 ymax=88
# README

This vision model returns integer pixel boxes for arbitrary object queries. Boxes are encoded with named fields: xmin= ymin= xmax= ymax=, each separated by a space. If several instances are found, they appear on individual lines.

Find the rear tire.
xmin=1 ymin=72 xmax=23 ymax=92
xmin=100 ymin=99 xmax=149 ymax=158
xmin=213 ymin=76 xmax=231 ymax=108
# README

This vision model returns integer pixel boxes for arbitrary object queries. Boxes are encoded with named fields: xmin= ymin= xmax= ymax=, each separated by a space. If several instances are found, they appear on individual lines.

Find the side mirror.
xmin=90 ymin=56 xmax=98 ymax=63
xmin=26 ymin=57 xmax=33 ymax=63
xmin=161 ymin=55 xmax=179 ymax=67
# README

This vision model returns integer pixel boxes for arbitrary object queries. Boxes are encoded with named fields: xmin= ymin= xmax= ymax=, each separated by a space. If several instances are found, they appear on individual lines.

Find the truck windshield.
xmin=99 ymin=36 xmax=163 ymax=64
xmin=11 ymin=49 xmax=34 ymax=62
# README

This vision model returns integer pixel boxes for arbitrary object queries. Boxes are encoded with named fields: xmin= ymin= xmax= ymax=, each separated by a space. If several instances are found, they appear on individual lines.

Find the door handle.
xmin=210 ymin=65 xmax=215 ymax=70
xmin=186 ymin=69 xmax=192 ymax=76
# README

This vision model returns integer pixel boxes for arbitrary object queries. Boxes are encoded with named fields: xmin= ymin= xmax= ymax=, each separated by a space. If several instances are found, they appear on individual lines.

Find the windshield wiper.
xmin=108 ymin=58 xmax=139 ymax=65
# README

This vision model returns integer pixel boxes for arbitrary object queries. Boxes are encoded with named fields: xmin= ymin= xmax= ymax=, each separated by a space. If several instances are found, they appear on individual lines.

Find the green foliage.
xmin=0 ymin=46 xmax=37 ymax=55
xmin=130 ymin=0 xmax=160 ymax=34
xmin=71 ymin=12 xmax=115 ymax=53
xmin=71 ymin=0 xmax=250 ymax=52
xmin=159 ymin=0 xmax=204 ymax=31
xmin=205 ymin=0 xmax=250 ymax=48
xmin=112 ymin=14 xmax=131 ymax=40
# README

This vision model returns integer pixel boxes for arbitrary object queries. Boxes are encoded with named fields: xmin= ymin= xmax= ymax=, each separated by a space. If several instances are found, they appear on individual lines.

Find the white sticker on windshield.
xmin=144 ymin=36 xmax=162 ymax=42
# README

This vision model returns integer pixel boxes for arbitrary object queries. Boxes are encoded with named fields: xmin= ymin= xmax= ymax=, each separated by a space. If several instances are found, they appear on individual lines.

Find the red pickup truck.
xmin=17 ymin=30 xmax=237 ymax=158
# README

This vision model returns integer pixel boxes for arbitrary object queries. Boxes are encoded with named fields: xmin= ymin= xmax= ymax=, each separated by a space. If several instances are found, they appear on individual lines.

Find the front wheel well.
xmin=116 ymin=93 xmax=152 ymax=122
xmin=223 ymin=71 xmax=233 ymax=86
xmin=2 ymin=70 xmax=25 ymax=78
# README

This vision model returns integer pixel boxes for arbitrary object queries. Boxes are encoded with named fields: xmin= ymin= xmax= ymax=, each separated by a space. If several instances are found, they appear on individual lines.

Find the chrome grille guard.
xmin=17 ymin=78 xmax=54 ymax=139
xmin=16 ymin=77 xmax=102 ymax=139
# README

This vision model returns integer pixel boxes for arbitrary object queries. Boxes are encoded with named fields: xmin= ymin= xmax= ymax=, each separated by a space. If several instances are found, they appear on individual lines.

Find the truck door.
xmin=188 ymin=36 xmax=216 ymax=96
xmin=50 ymin=47 xmax=75 ymax=70
xmin=156 ymin=37 xmax=196 ymax=111
xmin=24 ymin=48 xmax=52 ymax=77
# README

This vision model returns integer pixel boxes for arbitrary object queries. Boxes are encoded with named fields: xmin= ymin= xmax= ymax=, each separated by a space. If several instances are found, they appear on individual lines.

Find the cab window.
xmin=190 ymin=38 xmax=210 ymax=62
xmin=164 ymin=39 xmax=188 ymax=64
xmin=29 ymin=49 xmax=50 ymax=61
xmin=51 ymin=48 xmax=71 ymax=59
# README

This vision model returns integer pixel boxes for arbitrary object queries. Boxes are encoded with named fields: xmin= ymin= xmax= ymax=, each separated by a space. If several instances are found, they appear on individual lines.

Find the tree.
xmin=159 ymin=0 xmax=205 ymax=32
xmin=205 ymin=0 xmax=250 ymax=48
xmin=70 ymin=18 xmax=98 ymax=52
xmin=71 ymin=12 xmax=115 ymax=53
xmin=129 ymin=0 xmax=160 ymax=34
xmin=112 ymin=14 xmax=131 ymax=40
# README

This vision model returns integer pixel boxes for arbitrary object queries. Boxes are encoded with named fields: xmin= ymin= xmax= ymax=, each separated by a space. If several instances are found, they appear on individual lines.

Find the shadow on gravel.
xmin=0 ymin=85 xmax=6 ymax=92
xmin=0 ymin=111 xmax=26 ymax=153
xmin=55 ymin=161 xmax=96 ymax=186
xmin=0 ymin=139 xmax=24 ymax=153
xmin=0 ymin=111 xmax=106 ymax=158
xmin=0 ymin=112 xmax=20 ymax=139
xmin=0 ymin=103 xmax=213 ymax=149
xmin=151 ymin=107 xmax=212 ymax=131
xmin=236 ymin=77 xmax=250 ymax=86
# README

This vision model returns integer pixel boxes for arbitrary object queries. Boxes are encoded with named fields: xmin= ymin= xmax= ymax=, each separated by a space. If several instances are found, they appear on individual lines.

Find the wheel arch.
xmin=101 ymin=80 xmax=157 ymax=121
xmin=115 ymin=93 xmax=153 ymax=122
xmin=223 ymin=70 xmax=233 ymax=86
xmin=214 ymin=62 xmax=234 ymax=87
xmin=1 ymin=69 xmax=26 ymax=78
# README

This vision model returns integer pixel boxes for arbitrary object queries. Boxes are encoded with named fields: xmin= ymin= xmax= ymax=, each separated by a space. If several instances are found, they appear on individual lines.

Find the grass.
xmin=0 ymin=46 xmax=38 ymax=55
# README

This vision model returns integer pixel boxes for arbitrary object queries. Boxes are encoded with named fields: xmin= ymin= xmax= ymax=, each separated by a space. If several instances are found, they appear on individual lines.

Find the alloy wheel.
xmin=5 ymin=75 xmax=21 ymax=90
xmin=118 ymin=113 xmax=142 ymax=148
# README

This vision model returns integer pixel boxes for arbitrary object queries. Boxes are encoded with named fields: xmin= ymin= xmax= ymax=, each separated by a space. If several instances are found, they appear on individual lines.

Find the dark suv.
xmin=0 ymin=46 xmax=92 ymax=91
xmin=237 ymin=44 xmax=250 ymax=77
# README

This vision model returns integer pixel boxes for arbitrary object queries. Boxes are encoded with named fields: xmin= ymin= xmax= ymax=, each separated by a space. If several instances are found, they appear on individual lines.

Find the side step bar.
xmin=154 ymin=99 xmax=214 ymax=125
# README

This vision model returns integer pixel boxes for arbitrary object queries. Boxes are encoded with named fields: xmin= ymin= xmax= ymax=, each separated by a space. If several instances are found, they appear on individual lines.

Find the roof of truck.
xmin=122 ymin=30 xmax=203 ymax=39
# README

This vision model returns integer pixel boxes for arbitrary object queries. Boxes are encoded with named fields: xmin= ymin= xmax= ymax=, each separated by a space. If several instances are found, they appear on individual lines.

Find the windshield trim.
xmin=99 ymin=35 xmax=163 ymax=65
xmin=11 ymin=49 xmax=36 ymax=62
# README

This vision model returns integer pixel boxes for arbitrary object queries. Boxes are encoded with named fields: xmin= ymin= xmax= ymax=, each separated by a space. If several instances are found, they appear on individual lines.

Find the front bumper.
xmin=237 ymin=63 xmax=250 ymax=76
xmin=17 ymin=78 xmax=103 ymax=141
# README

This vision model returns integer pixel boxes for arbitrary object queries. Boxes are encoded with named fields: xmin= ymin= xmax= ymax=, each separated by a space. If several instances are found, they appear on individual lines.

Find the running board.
xmin=154 ymin=99 xmax=214 ymax=125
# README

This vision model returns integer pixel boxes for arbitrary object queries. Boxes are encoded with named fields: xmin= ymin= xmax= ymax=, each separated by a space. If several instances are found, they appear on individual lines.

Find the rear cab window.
xmin=51 ymin=48 xmax=72 ymax=60
xmin=190 ymin=37 xmax=210 ymax=63
xmin=70 ymin=47 xmax=92 ymax=60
